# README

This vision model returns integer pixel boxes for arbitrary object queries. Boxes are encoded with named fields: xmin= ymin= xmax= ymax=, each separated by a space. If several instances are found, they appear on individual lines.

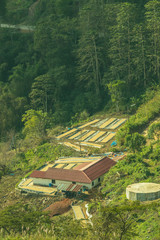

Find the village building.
xmin=30 ymin=156 xmax=116 ymax=194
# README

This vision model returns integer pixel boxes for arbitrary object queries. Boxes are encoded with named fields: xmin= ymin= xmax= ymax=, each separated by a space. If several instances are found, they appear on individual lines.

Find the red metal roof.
xmin=73 ymin=162 xmax=90 ymax=170
xmin=30 ymin=170 xmax=45 ymax=178
xmin=83 ymin=156 xmax=116 ymax=181
xmin=72 ymin=185 xmax=83 ymax=192
xmin=30 ymin=156 xmax=116 ymax=184
xmin=30 ymin=168 xmax=91 ymax=183
xmin=66 ymin=184 xmax=75 ymax=191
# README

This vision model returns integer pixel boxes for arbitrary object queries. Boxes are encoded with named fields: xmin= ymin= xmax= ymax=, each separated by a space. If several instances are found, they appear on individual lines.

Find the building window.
xmin=92 ymin=181 xmax=94 ymax=186
xmin=72 ymin=181 xmax=76 ymax=184
xmin=52 ymin=180 xmax=55 ymax=184
xmin=98 ymin=178 xmax=100 ymax=182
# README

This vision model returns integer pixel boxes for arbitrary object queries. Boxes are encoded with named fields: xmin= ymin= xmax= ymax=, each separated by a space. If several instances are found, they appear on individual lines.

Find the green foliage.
xmin=148 ymin=122 xmax=160 ymax=139
xmin=101 ymin=154 xmax=150 ymax=199
xmin=70 ymin=110 xmax=89 ymax=125
xmin=116 ymin=90 xmax=160 ymax=146
xmin=9 ymin=64 xmax=25 ymax=97
xmin=53 ymin=215 xmax=87 ymax=240
xmin=149 ymin=144 xmax=160 ymax=162
xmin=16 ymin=142 xmax=75 ymax=171
xmin=0 ymin=0 xmax=6 ymax=17
xmin=124 ymin=132 xmax=146 ymax=152
xmin=107 ymin=80 xmax=125 ymax=112
xmin=30 ymin=73 xmax=54 ymax=112
xmin=22 ymin=109 xmax=50 ymax=144
xmin=3 ymin=0 xmax=160 ymax=134
xmin=0 ymin=203 xmax=51 ymax=234
xmin=90 ymin=201 xmax=147 ymax=240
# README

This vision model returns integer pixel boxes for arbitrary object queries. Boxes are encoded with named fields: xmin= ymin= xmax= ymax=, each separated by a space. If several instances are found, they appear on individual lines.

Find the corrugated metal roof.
xmin=73 ymin=162 xmax=90 ymax=170
xmin=30 ymin=168 xmax=91 ymax=183
xmin=83 ymin=157 xmax=116 ymax=181
xmin=30 ymin=171 xmax=45 ymax=178
xmin=72 ymin=185 xmax=83 ymax=192
xmin=30 ymin=157 xmax=116 ymax=184
xmin=66 ymin=184 xmax=75 ymax=191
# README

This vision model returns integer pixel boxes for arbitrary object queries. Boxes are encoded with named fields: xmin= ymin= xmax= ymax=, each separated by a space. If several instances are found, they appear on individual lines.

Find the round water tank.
xmin=126 ymin=183 xmax=160 ymax=201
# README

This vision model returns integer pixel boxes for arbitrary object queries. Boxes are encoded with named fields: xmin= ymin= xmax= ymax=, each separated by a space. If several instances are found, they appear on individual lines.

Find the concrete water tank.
xmin=126 ymin=183 xmax=160 ymax=201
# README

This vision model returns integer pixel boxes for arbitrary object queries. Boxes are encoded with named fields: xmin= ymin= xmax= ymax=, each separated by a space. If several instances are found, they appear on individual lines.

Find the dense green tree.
xmin=22 ymin=109 xmax=50 ymax=143
xmin=2 ymin=0 xmax=160 ymax=135
xmin=76 ymin=0 xmax=111 ymax=111
xmin=108 ymin=3 xmax=137 ymax=100
xmin=0 ymin=84 xmax=27 ymax=137
xmin=132 ymin=24 xmax=148 ymax=89
xmin=148 ymin=122 xmax=160 ymax=139
xmin=0 ymin=0 xmax=6 ymax=17
xmin=0 ymin=203 xmax=50 ymax=234
xmin=30 ymin=73 xmax=54 ymax=112
xmin=9 ymin=65 xmax=25 ymax=97
xmin=107 ymin=80 xmax=125 ymax=112
xmin=145 ymin=0 xmax=160 ymax=83
xmin=125 ymin=132 xmax=146 ymax=152
xmin=91 ymin=202 xmax=146 ymax=240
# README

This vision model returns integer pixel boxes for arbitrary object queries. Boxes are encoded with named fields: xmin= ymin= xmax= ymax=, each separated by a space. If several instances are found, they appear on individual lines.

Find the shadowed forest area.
xmin=1 ymin=0 xmax=160 ymax=138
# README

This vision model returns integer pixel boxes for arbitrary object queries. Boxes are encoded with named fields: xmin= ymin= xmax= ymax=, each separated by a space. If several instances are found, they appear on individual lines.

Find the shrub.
xmin=124 ymin=133 xmax=146 ymax=152
xmin=116 ymin=90 xmax=160 ymax=146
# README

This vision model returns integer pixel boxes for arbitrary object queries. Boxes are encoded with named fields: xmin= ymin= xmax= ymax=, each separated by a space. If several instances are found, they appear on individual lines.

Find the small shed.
xmin=126 ymin=183 xmax=160 ymax=201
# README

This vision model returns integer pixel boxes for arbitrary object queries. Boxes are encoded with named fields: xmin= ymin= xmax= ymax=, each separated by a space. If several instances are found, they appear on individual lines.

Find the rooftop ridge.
xmin=81 ymin=170 xmax=92 ymax=183
xmin=80 ymin=156 xmax=108 ymax=171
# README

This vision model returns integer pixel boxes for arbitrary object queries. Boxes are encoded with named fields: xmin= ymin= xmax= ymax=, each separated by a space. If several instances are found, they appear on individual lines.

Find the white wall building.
xmin=30 ymin=157 xmax=116 ymax=193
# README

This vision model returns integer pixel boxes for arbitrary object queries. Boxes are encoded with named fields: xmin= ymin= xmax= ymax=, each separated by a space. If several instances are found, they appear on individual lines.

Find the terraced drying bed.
xmin=64 ymin=164 xmax=76 ymax=169
xmin=55 ymin=163 xmax=65 ymax=168
xmin=63 ymin=142 xmax=87 ymax=152
xmin=55 ymin=117 xmax=126 ymax=151
xmin=72 ymin=205 xmax=85 ymax=220
xmin=41 ymin=164 xmax=55 ymax=171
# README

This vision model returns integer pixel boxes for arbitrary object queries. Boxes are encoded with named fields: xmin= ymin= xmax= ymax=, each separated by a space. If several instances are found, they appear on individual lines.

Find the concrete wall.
xmin=32 ymin=178 xmax=52 ymax=186
xmin=93 ymin=175 xmax=104 ymax=187
xmin=32 ymin=174 xmax=105 ymax=190
xmin=55 ymin=175 xmax=104 ymax=190
xmin=126 ymin=189 xmax=160 ymax=201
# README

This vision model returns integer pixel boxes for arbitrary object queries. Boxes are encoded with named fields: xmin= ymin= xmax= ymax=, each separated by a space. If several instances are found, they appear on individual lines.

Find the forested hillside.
xmin=1 ymin=0 xmax=160 ymax=138
xmin=1 ymin=1 xmax=160 ymax=240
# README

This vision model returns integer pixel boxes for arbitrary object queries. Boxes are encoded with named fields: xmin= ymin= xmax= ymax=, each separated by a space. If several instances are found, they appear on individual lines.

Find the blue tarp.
xmin=111 ymin=141 xmax=117 ymax=146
